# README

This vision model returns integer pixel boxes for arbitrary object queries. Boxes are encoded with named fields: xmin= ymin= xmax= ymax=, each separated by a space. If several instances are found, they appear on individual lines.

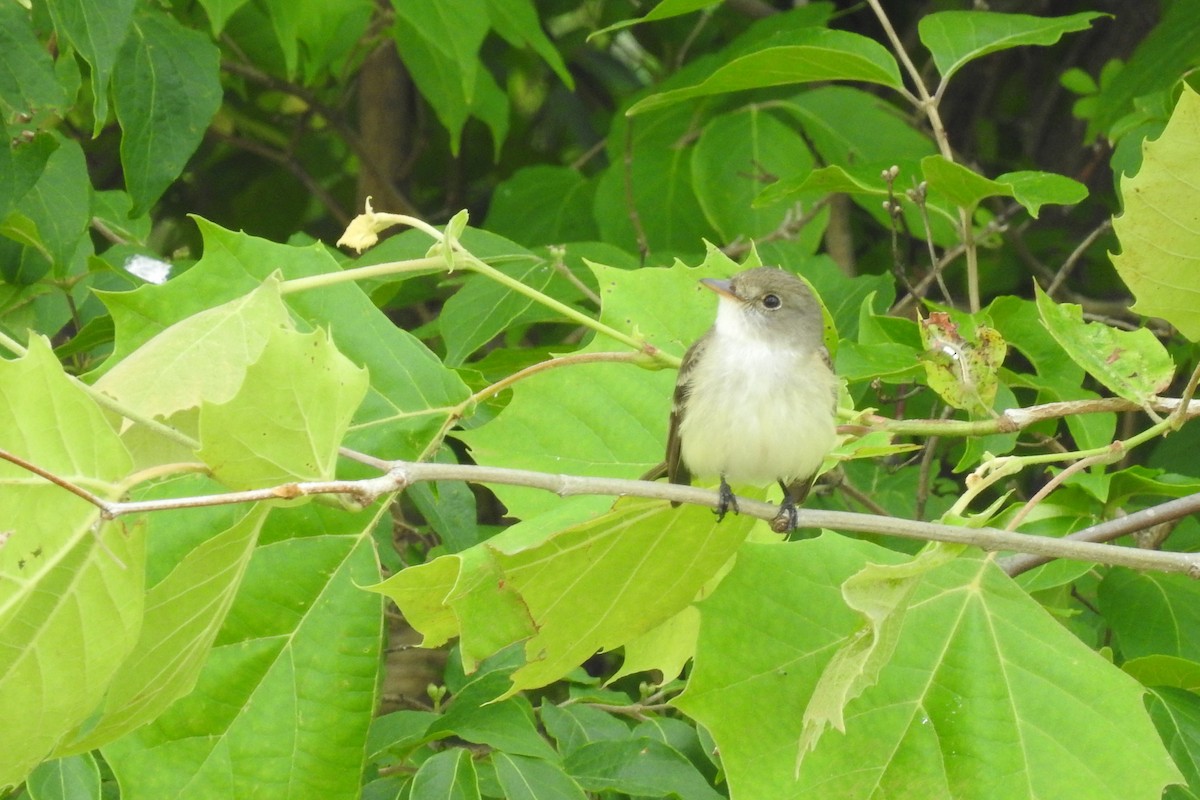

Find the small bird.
xmin=666 ymin=267 xmax=838 ymax=530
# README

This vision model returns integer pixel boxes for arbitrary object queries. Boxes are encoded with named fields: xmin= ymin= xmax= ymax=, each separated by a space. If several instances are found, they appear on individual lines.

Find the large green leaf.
xmin=627 ymin=29 xmax=903 ymax=116
xmin=1034 ymin=285 xmax=1174 ymax=406
xmin=63 ymin=506 xmax=268 ymax=753
xmin=1099 ymin=569 xmax=1200 ymax=662
xmin=94 ymin=220 xmax=469 ymax=458
xmin=918 ymin=11 xmax=1105 ymax=84
xmin=677 ymin=535 xmax=1182 ymax=799
xmin=45 ymin=0 xmax=136 ymax=135
xmin=197 ymin=326 xmax=369 ymax=489
xmin=483 ymin=166 xmax=599 ymax=247
xmin=0 ymin=135 xmax=91 ymax=278
xmin=691 ymin=106 xmax=821 ymax=247
xmin=391 ymin=0 xmax=507 ymax=154
xmin=592 ymin=102 xmax=718 ymax=255
xmin=102 ymin=505 xmax=384 ymax=800
xmin=0 ymin=3 xmax=68 ymax=119
xmin=95 ymin=278 xmax=293 ymax=421
xmin=371 ymin=499 xmax=755 ymax=694
xmin=113 ymin=11 xmax=222 ymax=215
xmin=1111 ymin=85 xmax=1200 ymax=341
xmin=0 ymin=338 xmax=142 ymax=790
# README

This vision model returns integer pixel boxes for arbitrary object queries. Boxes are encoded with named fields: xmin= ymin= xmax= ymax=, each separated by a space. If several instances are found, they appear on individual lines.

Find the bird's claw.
xmin=715 ymin=478 xmax=740 ymax=521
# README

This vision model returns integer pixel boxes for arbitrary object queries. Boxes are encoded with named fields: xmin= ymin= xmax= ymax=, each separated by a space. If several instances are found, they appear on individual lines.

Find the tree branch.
xmin=4 ymin=448 xmax=1198 ymax=578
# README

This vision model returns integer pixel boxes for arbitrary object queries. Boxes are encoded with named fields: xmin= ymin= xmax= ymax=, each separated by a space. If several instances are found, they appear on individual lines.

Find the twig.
xmin=1045 ymin=219 xmax=1113 ymax=297
xmin=1001 ymin=491 xmax=1200 ymax=576
xmin=5 ymin=448 xmax=1200 ymax=576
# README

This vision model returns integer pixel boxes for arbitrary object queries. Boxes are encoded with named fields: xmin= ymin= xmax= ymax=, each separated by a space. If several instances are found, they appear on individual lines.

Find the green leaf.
xmin=1 ymin=134 xmax=91 ymax=275
xmin=799 ymin=545 xmax=961 ymax=754
xmin=592 ymin=0 xmax=717 ymax=37
xmin=1034 ymin=284 xmax=1174 ymax=406
xmin=484 ymin=166 xmax=599 ymax=246
xmin=608 ymin=605 xmax=699 ymax=685
xmin=774 ymin=87 xmax=961 ymax=245
xmin=921 ymin=156 xmax=1087 ymax=217
xmin=441 ymin=258 xmax=551 ymax=367
xmin=259 ymin=0 xmax=372 ymax=82
xmin=197 ymin=326 xmax=368 ymax=489
xmin=563 ymin=738 xmax=722 ymax=799
xmin=370 ymin=499 xmax=755 ymax=695
xmin=628 ymin=30 xmax=903 ymax=116
xmin=1111 ymin=85 xmax=1200 ymax=340
xmin=1086 ymin=2 xmax=1200 ymax=139
xmin=26 ymin=754 xmax=101 ymax=800
xmin=102 ymin=506 xmax=384 ymax=799
xmin=677 ymin=536 xmax=1181 ymax=799
xmin=1146 ymin=687 xmax=1200 ymax=797
xmin=45 ymin=0 xmax=136 ymax=135
xmin=757 ymin=163 xmax=887 ymax=208
xmin=917 ymin=309 xmax=1007 ymax=415
xmin=195 ymin=0 xmax=251 ymax=35
xmin=0 ymin=3 xmax=68 ymax=118
xmin=0 ymin=338 xmax=142 ymax=789
xmin=426 ymin=670 xmax=558 ymax=759
xmin=95 ymin=277 xmax=293 ymax=421
xmin=541 ymin=703 xmax=631 ymax=755
xmin=691 ymin=106 xmax=819 ymax=244
xmin=1100 ymin=569 xmax=1200 ymax=662
xmin=493 ymin=752 xmax=587 ymax=800
xmin=1125 ymin=655 xmax=1200 ymax=692
xmin=411 ymin=748 xmax=481 ymax=800
xmin=391 ymin=0 xmax=491 ymax=155
xmin=918 ymin=11 xmax=1106 ymax=84
xmin=63 ymin=506 xmax=267 ymax=752
xmin=484 ymin=0 xmax=573 ymax=89
xmin=593 ymin=103 xmax=718 ymax=254
xmin=113 ymin=11 xmax=222 ymax=214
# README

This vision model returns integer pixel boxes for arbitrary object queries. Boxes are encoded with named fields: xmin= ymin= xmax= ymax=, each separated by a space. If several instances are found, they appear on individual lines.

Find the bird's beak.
xmin=700 ymin=277 xmax=737 ymax=301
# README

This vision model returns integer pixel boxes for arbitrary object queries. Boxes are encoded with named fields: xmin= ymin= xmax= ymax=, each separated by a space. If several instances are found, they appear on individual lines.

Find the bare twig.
xmin=5 ymin=448 xmax=1200 ymax=576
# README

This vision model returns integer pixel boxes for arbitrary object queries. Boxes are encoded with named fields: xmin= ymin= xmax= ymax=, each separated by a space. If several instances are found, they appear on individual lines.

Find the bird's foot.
xmin=715 ymin=478 xmax=740 ymax=521
xmin=770 ymin=501 xmax=799 ymax=533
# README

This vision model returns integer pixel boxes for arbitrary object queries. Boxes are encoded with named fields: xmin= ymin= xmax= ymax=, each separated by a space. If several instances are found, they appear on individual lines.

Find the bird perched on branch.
xmin=666 ymin=267 xmax=837 ymax=531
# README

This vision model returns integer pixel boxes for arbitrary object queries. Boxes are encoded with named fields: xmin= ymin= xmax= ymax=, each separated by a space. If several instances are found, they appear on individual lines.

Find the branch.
xmin=4 ymin=448 xmax=1199 ymax=577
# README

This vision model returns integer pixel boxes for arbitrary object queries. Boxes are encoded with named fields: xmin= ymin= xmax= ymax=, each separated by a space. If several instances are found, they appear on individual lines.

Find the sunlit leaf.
xmin=678 ymin=535 xmax=1181 ymax=799
xmin=0 ymin=338 xmax=142 ymax=788
xmin=1111 ymin=85 xmax=1200 ymax=341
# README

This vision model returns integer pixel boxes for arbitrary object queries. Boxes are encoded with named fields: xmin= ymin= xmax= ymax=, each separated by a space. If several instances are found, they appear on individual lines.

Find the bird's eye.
xmin=762 ymin=293 xmax=782 ymax=310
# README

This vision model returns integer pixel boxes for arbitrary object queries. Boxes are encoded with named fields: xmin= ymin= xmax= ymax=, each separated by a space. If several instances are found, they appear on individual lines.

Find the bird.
xmin=666 ymin=266 xmax=838 ymax=530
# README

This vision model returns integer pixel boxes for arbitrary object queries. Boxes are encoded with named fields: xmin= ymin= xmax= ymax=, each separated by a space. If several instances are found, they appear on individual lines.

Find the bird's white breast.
xmin=678 ymin=302 xmax=836 ymax=485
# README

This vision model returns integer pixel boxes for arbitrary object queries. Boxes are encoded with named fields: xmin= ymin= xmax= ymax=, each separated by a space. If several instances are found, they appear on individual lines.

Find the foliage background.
xmin=3 ymin=0 xmax=1200 ymax=798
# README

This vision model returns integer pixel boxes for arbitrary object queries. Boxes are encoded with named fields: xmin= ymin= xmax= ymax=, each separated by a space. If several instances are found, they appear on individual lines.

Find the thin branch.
xmin=1001 ymin=491 xmax=1200 ymax=576
xmin=1044 ymin=218 xmax=1113 ymax=297
xmin=5 ymin=448 xmax=1200 ymax=576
